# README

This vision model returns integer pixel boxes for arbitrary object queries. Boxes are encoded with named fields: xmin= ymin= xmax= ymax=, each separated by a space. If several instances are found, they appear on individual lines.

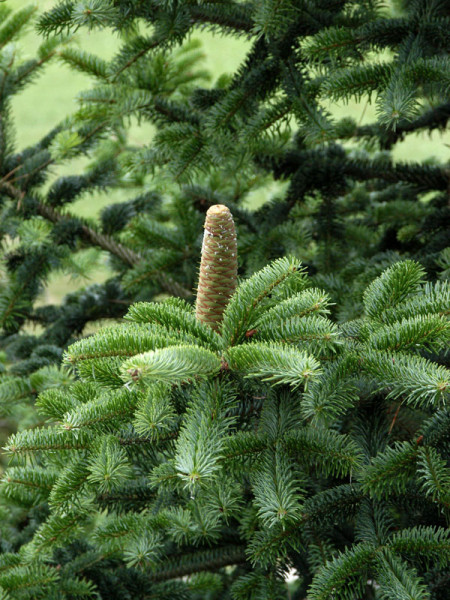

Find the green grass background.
xmin=7 ymin=0 xmax=449 ymax=304
xmin=8 ymin=0 xmax=252 ymax=302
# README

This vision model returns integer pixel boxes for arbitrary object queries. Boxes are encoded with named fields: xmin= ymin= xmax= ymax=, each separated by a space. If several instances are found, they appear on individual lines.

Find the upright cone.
xmin=195 ymin=205 xmax=238 ymax=331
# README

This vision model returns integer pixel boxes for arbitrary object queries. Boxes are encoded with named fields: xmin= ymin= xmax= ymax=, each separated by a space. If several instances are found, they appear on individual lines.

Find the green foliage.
xmin=227 ymin=342 xmax=321 ymax=388
xmin=121 ymin=345 xmax=222 ymax=386
xmin=1 ymin=257 xmax=448 ymax=598
xmin=0 ymin=5 xmax=210 ymax=443
xmin=221 ymin=256 xmax=307 ymax=347
xmin=1 ymin=0 xmax=447 ymax=431
xmin=0 ymin=0 xmax=449 ymax=598
xmin=12 ymin=0 xmax=446 ymax=320
xmin=363 ymin=260 xmax=426 ymax=322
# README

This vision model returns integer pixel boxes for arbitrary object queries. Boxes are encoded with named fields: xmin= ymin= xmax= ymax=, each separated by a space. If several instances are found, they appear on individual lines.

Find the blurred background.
xmin=7 ymin=0 xmax=449 ymax=304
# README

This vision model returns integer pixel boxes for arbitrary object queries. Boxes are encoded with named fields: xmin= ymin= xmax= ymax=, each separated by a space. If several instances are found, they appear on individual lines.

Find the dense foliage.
xmin=0 ymin=0 xmax=448 ymax=598
xmin=0 ymin=4 xmax=206 ymax=431
xmin=36 ymin=0 xmax=450 ymax=282
xmin=0 ymin=0 xmax=448 ymax=414
xmin=1 ymin=206 xmax=449 ymax=598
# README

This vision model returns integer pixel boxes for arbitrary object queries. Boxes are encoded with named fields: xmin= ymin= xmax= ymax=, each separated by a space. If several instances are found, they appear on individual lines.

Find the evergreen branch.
xmin=0 ymin=377 xmax=33 ymax=413
xmin=184 ymin=185 xmax=257 ymax=232
xmin=64 ymin=324 xmax=182 ymax=365
xmin=381 ymin=281 xmax=450 ymax=324
xmin=59 ymin=48 xmax=110 ymax=80
xmin=0 ymin=564 xmax=59 ymax=597
xmin=222 ymin=432 xmax=268 ymax=462
xmin=121 ymin=345 xmax=222 ymax=386
xmin=247 ymin=480 xmax=363 ymax=568
xmin=421 ymin=409 xmax=450 ymax=448
xmin=389 ymin=526 xmax=450 ymax=567
xmin=12 ymin=49 xmax=62 ymax=92
xmin=76 ymin=357 xmax=126 ymax=388
xmin=374 ymin=549 xmax=429 ymax=600
xmin=264 ymin=148 xmax=449 ymax=192
xmin=308 ymin=542 xmax=378 ymax=600
xmin=256 ymin=313 xmax=341 ymax=351
xmin=0 ymin=554 xmax=23 ymax=574
xmin=2 ymin=152 xmax=54 ymax=189
xmin=125 ymin=301 xmax=222 ymax=351
xmin=147 ymin=545 xmax=247 ymax=583
xmin=118 ymin=430 xmax=178 ymax=447
xmin=0 ymin=279 xmax=36 ymax=333
xmin=37 ymin=1 xmax=76 ymax=36
xmin=321 ymin=63 xmax=392 ymax=103
xmin=393 ymin=101 xmax=450 ymax=136
xmin=242 ymin=97 xmax=292 ymax=144
xmin=376 ymin=67 xmax=420 ymax=130
xmin=62 ymin=389 xmax=141 ymax=432
xmin=0 ymin=5 xmax=36 ymax=49
xmin=87 ymin=436 xmax=132 ymax=494
xmin=363 ymin=350 xmax=450 ymax=408
xmin=1 ymin=467 xmax=57 ymax=507
xmin=174 ymin=380 xmax=237 ymax=486
xmin=35 ymin=383 xmax=88 ymax=421
xmin=0 ymin=182 xmax=140 ymax=266
xmin=285 ymin=428 xmax=363 ymax=477
xmin=38 ymin=202 xmax=141 ymax=267
xmin=133 ymin=386 xmax=178 ymax=440
xmin=48 ymin=460 xmax=90 ymax=510
xmin=30 ymin=511 xmax=87 ymax=553
xmin=353 ymin=102 xmax=450 ymax=148
xmin=221 ymin=256 xmax=306 ymax=346
xmin=363 ymin=260 xmax=425 ymax=322
xmin=189 ymin=4 xmax=253 ymax=33
xmin=126 ymin=217 xmax=185 ymax=252
xmin=362 ymin=442 xmax=419 ymax=498
xmin=0 ymin=183 xmax=191 ymax=298
xmin=344 ymin=157 xmax=449 ymax=191
xmin=227 ymin=342 xmax=321 ymax=388
xmin=112 ymin=37 xmax=161 ymax=82
xmin=302 ymin=484 xmax=364 ymax=529
xmin=252 ymin=450 xmax=303 ymax=528
xmin=367 ymin=314 xmax=450 ymax=353
xmin=96 ymin=481 xmax=157 ymax=512
xmin=4 ymin=428 xmax=91 ymax=456
xmin=302 ymin=27 xmax=359 ymax=61
xmin=247 ymin=519 xmax=301 ymax=567
xmin=417 ymin=447 xmax=450 ymax=509
xmin=301 ymin=356 xmax=359 ymax=424
xmin=255 ymin=288 xmax=331 ymax=327
xmin=92 ymin=512 xmax=168 ymax=552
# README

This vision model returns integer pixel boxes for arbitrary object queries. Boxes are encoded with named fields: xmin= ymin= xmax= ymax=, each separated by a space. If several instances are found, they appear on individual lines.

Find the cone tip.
xmin=206 ymin=204 xmax=231 ymax=216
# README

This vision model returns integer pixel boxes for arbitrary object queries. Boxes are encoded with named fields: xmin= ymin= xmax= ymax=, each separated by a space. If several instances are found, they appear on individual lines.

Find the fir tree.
xmin=0 ymin=4 xmax=210 ymax=434
xmin=35 ymin=0 xmax=449 ymax=280
xmin=0 ymin=2 xmax=448 ymax=596
xmin=1 ymin=0 xmax=448 ymax=425
xmin=0 ymin=206 xmax=448 ymax=599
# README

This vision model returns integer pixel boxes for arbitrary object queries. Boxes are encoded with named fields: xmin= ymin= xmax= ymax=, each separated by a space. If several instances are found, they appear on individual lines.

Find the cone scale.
xmin=195 ymin=205 xmax=237 ymax=331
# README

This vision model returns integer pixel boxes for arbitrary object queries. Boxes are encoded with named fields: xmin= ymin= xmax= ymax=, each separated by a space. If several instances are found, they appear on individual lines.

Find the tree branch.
xmin=0 ymin=182 xmax=193 ymax=298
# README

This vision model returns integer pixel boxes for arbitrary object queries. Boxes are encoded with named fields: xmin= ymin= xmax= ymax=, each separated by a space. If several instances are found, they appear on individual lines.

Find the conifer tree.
xmin=0 ymin=2 xmax=448 ymax=596
xmin=1 ymin=0 xmax=448 ymax=421
xmin=0 ymin=4 xmax=210 ymax=430
xmin=30 ymin=0 xmax=449 ymax=317
xmin=0 ymin=205 xmax=449 ymax=599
